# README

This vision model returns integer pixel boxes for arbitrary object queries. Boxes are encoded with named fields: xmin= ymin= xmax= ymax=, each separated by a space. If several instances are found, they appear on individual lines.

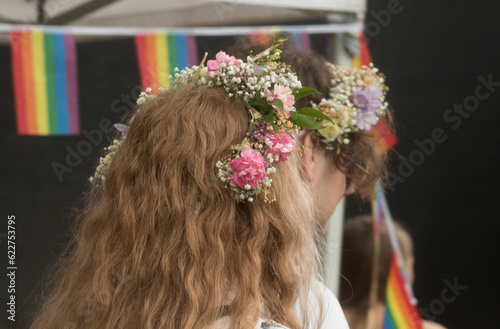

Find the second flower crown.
xmin=314 ymin=63 xmax=389 ymax=150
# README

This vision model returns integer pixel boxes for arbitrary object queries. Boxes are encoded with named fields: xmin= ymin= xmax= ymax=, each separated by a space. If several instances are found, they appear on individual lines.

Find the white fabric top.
xmin=316 ymin=280 xmax=349 ymax=329
xmin=296 ymin=279 xmax=350 ymax=329
xmin=211 ymin=280 xmax=349 ymax=328
xmin=211 ymin=317 xmax=291 ymax=328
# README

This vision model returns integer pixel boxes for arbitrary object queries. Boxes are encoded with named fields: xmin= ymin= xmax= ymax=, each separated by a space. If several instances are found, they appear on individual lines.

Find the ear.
xmin=345 ymin=181 xmax=356 ymax=196
xmin=299 ymin=131 xmax=321 ymax=183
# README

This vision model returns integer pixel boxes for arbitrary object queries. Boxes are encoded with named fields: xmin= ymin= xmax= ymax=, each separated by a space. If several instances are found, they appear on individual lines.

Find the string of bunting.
xmin=3 ymin=23 xmax=362 ymax=136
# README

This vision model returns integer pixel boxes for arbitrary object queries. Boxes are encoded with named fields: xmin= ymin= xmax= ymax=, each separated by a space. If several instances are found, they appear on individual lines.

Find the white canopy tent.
xmin=0 ymin=0 xmax=365 ymax=296
xmin=0 ymin=0 xmax=364 ymax=26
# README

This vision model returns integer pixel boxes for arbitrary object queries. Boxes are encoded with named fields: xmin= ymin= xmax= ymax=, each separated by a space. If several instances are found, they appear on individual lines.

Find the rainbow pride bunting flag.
xmin=250 ymin=30 xmax=273 ymax=46
xmin=384 ymin=252 xmax=423 ymax=329
xmin=10 ymin=30 xmax=80 ymax=135
xmin=299 ymin=32 xmax=311 ymax=49
xmin=249 ymin=29 xmax=310 ymax=50
xmin=135 ymin=33 xmax=198 ymax=92
xmin=292 ymin=31 xmax=311 ymax=49
xmin=359 ymin=31 xmax=372 ymax=67
xmin=351 ymin=31 xmax=371 ymax=70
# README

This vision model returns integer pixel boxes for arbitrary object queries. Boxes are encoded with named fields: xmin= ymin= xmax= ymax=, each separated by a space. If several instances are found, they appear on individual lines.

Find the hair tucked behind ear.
xmin=30 ymin=85 xmax=323 ymax=329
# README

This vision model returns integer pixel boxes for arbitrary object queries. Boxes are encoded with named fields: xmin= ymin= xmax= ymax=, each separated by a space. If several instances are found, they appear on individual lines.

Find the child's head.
xmin=339 ymin=215 xmax=415 ymax=312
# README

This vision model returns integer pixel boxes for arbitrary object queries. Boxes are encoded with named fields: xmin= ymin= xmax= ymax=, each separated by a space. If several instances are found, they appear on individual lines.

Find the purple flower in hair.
xmin=113 ymin=115 xmax=136 ymax=137
xmin=352 ymin=85 xmax=383 ymax=112
xmin=252 ymin=61 xmax=264 ymax=75
xmin=114 ymin=123 xmax=129 ymax=136
xmin=355 ymin=110 xmax=378 ymax=131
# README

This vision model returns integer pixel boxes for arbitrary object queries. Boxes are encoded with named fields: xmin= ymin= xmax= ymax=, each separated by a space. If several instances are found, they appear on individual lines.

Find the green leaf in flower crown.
xmin=247 ymin=119 xmax=255 ymax=134
xmin=289 ymin=111 xmax=325 ymax=130
xmin=250 ymin=97 xmax=270 ymax=112
xmin=292 ymin=87 xmax=320 ymax=101
xmin=297 ymin=107 xmax=334 ymax=124
xmin=243 ymin=101 xmax=252 ymax=109
xmin=272 ymin=39 xmax=285 ymax=47
xmin=263 ymin=110 xmax=277 ymax=131
xmin=271 ymin=99 xmax=285 ymax=116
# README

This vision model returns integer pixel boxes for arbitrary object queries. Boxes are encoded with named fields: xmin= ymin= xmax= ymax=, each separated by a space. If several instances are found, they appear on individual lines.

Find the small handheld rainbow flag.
xmin=10 ymin=30 xmax=80 ymax=135
xmin=384 ymin=252 xmax=423 ymax=329
xmin=135 ymin=33 xmax=198 ymax=92
xmin=372 ymin=184 xmax=423 ymax=329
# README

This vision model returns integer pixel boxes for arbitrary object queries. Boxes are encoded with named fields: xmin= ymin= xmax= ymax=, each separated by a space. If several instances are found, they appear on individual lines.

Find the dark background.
xmin=345 ymin=1 xmax=500 ymax=328
xmin=1 ymin=1 xmax=500 ymax=328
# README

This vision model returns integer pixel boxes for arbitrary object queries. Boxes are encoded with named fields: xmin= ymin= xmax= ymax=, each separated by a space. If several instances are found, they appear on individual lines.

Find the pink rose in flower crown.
xmin=207 ymin=51 xmax=240 ymax=72
xmin=265 ymin=133 xmax=296 ymax=163
xmin=230 ymin=148 xmax=268 ymax=189
xmin=265 ymin=85 xmax=295 ymax=117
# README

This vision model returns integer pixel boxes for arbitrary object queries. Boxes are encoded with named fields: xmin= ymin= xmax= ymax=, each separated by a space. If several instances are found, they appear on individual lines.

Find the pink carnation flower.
xmin=265 ymin=85 xmax=295 ymax=117
xmin=230 ymin=148 xmax=268 ymax=189
xmin=207 ymin=51 xmax=240 ymax=72
xmin=265 ymin=133 xmax=296 ymax=163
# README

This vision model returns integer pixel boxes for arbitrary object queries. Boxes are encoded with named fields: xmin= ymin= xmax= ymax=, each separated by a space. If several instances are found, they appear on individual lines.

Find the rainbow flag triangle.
xmin=10 ymin=30 xmax=80 ymax=135
xmin=135 ymin=33 xmax=197 ymax=92
xmin=383 ymin=252 xmax=423 ymax=329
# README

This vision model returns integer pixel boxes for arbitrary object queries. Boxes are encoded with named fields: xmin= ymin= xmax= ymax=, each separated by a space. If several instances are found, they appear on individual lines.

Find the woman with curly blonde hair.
xmin=30 ymin=47 xmax=348 ymax=329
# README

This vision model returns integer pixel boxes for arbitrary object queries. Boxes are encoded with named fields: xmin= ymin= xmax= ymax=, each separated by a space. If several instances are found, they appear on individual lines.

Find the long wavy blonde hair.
xmin=31 ymin=85 xmax=323 ymax=329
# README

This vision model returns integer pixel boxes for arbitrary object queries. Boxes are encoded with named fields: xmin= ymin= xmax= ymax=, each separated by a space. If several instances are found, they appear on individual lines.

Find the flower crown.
xmin=313 ymin=63 xmax=389 ymax=150
xmin=90 ymin=40 xmax=332 ymax=203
